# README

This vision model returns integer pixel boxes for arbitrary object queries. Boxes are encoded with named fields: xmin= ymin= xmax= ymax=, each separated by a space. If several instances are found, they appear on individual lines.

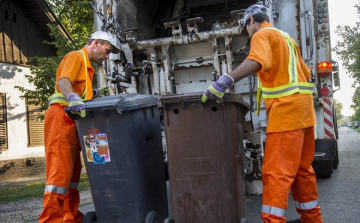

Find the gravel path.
xmin=0 ymin=190 xmax=93 ymax=223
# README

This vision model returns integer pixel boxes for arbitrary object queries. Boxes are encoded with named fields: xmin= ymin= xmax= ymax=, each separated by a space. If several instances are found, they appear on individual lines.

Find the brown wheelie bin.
xmin=161 ymin=92 xmax=250 ymax=223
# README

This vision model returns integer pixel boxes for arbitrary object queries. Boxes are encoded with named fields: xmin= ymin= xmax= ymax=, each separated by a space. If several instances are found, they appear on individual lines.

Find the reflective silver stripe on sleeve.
xmin=44 ymin=185 xmax=67 ymax=195
xmin=294 ymin=200 xmax=319 ymax=210
xmin=69 ymin=182 xmax=79 ymax=189
xmin=262 ymin=205 xmax=286 ymax=217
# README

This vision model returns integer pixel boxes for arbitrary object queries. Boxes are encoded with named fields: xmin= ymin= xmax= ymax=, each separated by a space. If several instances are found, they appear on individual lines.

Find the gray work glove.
xmin=67 ymin=93 xmax=86 ymax=118
xmin=201 ymin=73 xmax=234 ymax=103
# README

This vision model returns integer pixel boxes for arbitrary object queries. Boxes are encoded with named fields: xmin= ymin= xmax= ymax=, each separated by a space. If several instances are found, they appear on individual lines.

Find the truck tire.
xmin=83 ymin=211 xmax=98 ymax=223
xmin=332 ymin=104 xmax=339 ymax=169
xmin=333 ymin=142 xmax=339 ymax=169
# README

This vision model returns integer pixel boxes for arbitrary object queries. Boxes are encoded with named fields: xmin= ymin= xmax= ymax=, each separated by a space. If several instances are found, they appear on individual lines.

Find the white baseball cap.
xmin=90 ymin=31 xmax=121 ymax=54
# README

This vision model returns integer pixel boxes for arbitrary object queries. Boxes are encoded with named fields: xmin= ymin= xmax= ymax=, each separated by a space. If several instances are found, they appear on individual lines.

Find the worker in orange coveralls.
xmin=39 ymin=31 xmax=120 ymax=223
xmin=202 ymin=3 xmax=323 ymax=223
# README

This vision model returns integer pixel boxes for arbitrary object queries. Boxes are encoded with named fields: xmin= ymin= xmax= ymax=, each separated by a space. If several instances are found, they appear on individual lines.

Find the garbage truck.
xmin=91 ymin=0 xmax=340 ymax=195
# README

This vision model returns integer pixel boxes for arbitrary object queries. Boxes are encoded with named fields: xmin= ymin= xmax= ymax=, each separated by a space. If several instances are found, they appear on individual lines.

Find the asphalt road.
xmin=245 ymin=126 xmax=360 ymax=222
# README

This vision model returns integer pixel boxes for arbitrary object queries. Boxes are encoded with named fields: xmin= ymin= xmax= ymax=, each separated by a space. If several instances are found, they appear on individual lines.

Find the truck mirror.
xmin=333 ymin=71 xmax=340 ymax=87
xmin=332 ymin=62 xmax=338 ymax=72
xmin=332 ymin=61 xmax=340 ymax=87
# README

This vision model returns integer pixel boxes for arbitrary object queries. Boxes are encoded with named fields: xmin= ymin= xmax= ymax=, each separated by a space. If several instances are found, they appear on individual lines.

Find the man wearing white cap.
xmin=202 ymin=3 xmax=323 ymax=223
xmin=39 ymin=31 xmax=120 ymax=223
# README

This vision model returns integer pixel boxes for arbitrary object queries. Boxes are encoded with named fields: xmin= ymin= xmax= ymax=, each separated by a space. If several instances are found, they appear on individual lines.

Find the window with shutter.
xmin=0 ymin=93 xmax=8 ymax=150
xmin=26 ymin=104 xmax=44 ymax=146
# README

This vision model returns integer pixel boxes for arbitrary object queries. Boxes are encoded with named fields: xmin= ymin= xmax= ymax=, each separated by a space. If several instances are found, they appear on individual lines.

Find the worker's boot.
xmin=286 ymin=220 xmax=301 ymax=223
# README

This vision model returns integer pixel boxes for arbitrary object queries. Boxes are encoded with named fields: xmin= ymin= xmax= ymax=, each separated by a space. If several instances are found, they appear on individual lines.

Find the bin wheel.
xmin=145 ymin=211 xmax=160 ymax=223
xmin=83 ymin=211 xmax=98 ymax=223
xmin=164 ymin=218 xmax=174 ymax=223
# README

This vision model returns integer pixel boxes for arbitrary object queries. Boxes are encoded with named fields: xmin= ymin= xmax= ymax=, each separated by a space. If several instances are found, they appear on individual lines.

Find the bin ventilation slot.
xmin=212 ymin=106 xmax=218 ymax=112
xmin=173 ymin=109 xmax=179 ymax=114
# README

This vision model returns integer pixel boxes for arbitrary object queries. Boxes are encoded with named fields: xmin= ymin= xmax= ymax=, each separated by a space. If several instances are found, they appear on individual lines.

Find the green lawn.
xmin=0 ymin=174 xmax=90 ymax=204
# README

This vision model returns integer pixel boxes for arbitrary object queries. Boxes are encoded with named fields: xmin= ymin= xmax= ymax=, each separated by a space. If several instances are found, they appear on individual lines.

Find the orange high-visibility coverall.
xmin=39 ymin=48 xmax=94 ymax=223
xmin=247 ymin=23 xmax=323 ymax=223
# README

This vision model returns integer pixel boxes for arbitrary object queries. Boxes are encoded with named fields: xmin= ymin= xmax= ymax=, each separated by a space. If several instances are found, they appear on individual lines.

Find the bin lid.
xmin=84 ymin=93 xmax=159 ymax=114
xmin=160 ymin=92 xmax=251 ymax=111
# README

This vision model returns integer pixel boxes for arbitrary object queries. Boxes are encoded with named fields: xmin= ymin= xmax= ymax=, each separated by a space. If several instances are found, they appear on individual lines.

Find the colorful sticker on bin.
xmin=83 ymin=133 xmax=111 ymax=164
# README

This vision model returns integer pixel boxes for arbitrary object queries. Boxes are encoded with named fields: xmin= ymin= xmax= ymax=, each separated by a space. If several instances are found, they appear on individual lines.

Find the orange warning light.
xmin=317 ymin=61 xmax=333 ymax=76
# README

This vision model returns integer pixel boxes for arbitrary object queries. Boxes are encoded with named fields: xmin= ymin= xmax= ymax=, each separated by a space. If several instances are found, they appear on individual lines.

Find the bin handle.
xmin=115 ymin=97 xmax=125 ymax=114
xmin=64 ymin=107 xmax=81 ymax=120
xmin=65 ymin=97 xmax=126 ymax=119
xmin=161 ymin=93 xmax=202 ymax=105
xmin=161 ymin=93 xmax=203 ymax=110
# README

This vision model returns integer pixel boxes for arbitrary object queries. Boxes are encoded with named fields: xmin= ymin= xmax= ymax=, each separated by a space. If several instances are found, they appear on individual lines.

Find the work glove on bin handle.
xmin=64 ymin=107 xmax=80 ymax=120
xmin=201 ymin=73 xmax=234 ymax=103
xmin=93 ymin=86 xmax=110 ymax=99
xmin=67 ymin=93 xmax=86 ymax=118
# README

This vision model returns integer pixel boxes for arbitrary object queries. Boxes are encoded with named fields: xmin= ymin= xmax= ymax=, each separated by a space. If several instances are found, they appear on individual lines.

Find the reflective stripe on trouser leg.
xmin=44 ymin=185 xmax=67 ymax=195
xmin=294 ymin=200 xmax=319 ymax=210
xmin=262 ymin=205 xmax=286 ymax=217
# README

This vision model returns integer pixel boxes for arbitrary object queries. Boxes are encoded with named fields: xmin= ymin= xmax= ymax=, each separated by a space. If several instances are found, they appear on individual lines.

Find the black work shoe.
xmin=286 ymin=220 xmax=301 ymax=223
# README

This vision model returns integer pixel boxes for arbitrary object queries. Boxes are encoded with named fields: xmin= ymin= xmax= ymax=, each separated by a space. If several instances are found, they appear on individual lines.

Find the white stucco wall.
xmin=0 ymin=62 xmax=45 ymax=160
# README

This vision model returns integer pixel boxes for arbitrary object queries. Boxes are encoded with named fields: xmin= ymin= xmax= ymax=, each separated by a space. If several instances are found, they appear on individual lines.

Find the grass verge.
xmin=0 ymin=173 xmax=90 ymax=204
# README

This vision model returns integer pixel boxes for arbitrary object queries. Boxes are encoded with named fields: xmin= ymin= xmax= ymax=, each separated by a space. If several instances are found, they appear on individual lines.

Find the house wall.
xmin=0 ymin=62 xmax=45 ymax=179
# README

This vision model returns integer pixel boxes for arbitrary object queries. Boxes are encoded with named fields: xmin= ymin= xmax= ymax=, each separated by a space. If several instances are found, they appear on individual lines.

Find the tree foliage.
xmin=333 ymin=2 xmax=360 ymax=86
xmin=15 ymin=0 xmax=94 ymax=117
xmin=334 ymin=2 xmax=360 ymax=121
xmin=350 ymin=87 xmax=360 ymax=121
xmin=47 ymin=0 xmax=94 ymax=42
xmin=334 ymin=99 xmax=343 ymax=123
xmin=333 ymin=22 xmax=360 ymax=86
